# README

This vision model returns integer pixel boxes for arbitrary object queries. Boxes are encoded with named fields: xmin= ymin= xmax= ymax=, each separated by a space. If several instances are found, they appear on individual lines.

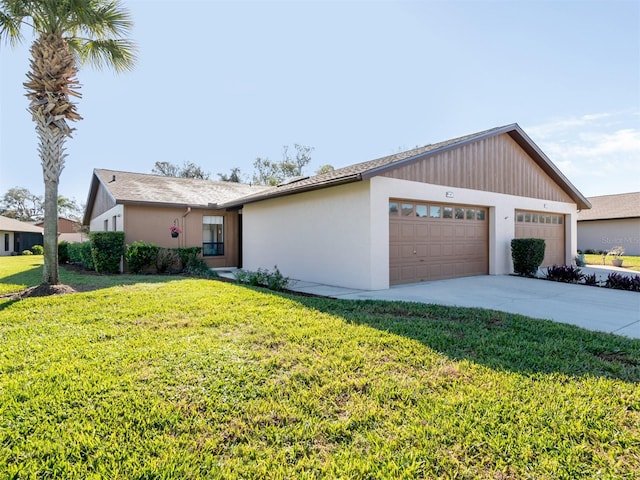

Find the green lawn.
xmin=1 ymin=256 xmax=639 ymax=479
xmin=584 ymin=254 xmax=640 ymax=272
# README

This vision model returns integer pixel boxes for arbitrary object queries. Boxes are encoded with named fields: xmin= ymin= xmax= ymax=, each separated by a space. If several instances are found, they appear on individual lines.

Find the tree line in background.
xmin=0 ymin=187 xmax=83 ymax=223
xmin=152 ymin=144 xmax=335 ymax=186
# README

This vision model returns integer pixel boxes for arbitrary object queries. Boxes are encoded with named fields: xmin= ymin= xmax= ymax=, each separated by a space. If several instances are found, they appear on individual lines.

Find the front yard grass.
xmin=1 ymin=256 xmax=639 ymax=478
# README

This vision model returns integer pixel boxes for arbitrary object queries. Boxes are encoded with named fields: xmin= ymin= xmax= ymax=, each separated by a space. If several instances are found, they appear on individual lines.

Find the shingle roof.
xmin=92 ymin=169 xmax=272 ymax=207
xmin=577 ymin=192 xmax=640 ymax=221
xmin=220 ymin=124 xmax=590 ymax=209
xmin=0 ymin=216 xmax=44 ymax=234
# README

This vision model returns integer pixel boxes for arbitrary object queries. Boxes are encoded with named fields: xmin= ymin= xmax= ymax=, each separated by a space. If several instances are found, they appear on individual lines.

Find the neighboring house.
xmin=82 ymin=170 xmax=271 ymax=269
xmin=577 ymin=192 xmax=640 ymax=256
xmin=0 ymin=216 xmax=43 ymax=256
xmin=85 ymin=124 xmax=590 ymax=290
xmin=35 ymin=217 xmax=87 ymax=243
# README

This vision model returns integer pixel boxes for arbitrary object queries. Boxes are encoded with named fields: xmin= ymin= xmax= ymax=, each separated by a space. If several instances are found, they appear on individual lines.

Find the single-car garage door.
xmin=389 ymin=200 xmax=489 ymax=285
xmin=515 ymin=211 xmax=565 ymax=267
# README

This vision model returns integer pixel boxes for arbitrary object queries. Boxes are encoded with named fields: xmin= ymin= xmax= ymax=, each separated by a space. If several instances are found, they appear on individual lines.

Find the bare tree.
xmin=152 ymin=161 xmax=210 ymax=179
xmin=252 ymin=144 xmax=314 ymax=186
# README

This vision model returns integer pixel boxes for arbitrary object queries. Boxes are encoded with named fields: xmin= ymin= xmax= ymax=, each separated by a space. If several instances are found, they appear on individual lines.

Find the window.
xmin=401 ymin=203 xmax=414 ymax=216
xmin=415 ymin=205 xmax=427 ymax=217
xmin=465 ymin=209 xmax=475 ymax=220
xmin=104 ymin=219 xmax=109 ymax=231
xmin=4 ymin=233 xmax=8 ymax=252
xmin=429 ymin=206 xmax=441 ymax=218
xmin=112 ymin=216 xmax=117 ymax=231
xmin=389 ymin=202 xmax=399 ymax=216
xmin=476 ymin=210 xmax=485 ymax=221
xmin=203 ymin=216 xmax=224 ymax=256
xmin=443 ymin=207 xmax=453 ymax=219
xmin=455 ymin=208 xmax=465 ymax=219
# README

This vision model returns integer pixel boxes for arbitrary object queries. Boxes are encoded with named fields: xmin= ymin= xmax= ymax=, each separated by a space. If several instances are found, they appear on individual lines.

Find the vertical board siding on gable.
xmin=90 ymin=183 xmax=117 ymax=219
xmin=382 ymin=134 xmax=573 ymax=203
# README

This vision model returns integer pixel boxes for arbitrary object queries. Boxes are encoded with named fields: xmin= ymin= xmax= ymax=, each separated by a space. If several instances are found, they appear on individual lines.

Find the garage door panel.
xmin=390 ymin=201 xmax=489 ymax=285
xmin=400 ymin=223 xmax=414 ymax=239
xmin=427 ymin=244 xmax=440 ymax=257
xmin=515 ymin=211 xmax=565 ymax=267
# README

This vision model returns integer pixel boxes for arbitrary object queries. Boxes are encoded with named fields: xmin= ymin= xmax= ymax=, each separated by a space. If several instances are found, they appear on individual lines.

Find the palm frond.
xmin=71 ymin=37 xmax=136 ymax=72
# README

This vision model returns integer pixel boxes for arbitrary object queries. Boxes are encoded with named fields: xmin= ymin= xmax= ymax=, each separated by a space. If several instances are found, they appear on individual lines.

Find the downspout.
xmin=182 ymin=207 xmax=191 ymax=248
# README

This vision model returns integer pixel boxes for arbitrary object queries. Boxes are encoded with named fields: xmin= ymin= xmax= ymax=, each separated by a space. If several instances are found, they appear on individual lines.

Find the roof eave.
xmin=506 ymin=126 xmax=591 ymax=210
xmin=219 ymin=174 xmax=363 ymax=208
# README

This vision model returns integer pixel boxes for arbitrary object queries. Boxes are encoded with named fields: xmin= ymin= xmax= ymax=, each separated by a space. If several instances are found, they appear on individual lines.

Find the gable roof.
xmin=83 ymin=169 xmax=271 ymax=224
xmin=577 ymin=192 xmax=640 ymax=221
xmin=0 ymin=216 xmax=44 ymax=234
xmin=219 ymin=124 xmax=590 ymax=210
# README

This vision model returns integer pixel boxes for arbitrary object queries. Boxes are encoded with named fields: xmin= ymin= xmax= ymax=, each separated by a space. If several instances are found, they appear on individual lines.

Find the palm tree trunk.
xmin=43 ymin=177 xmax=59 ymax=285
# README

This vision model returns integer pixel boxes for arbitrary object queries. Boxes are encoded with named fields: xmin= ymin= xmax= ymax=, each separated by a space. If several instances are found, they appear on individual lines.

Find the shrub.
xmin=90 ymin=232 xmax=125 ymax=274
xmin=58 ymin=241 xmax=70 ymax=264
xmin=235 ymin=266 xmax=290 ymax=292
xmin=575 ymin=253 xmax=585 ymax=267
xmin=78 ymin=242 xmax=95 ymax=270
xmin=511 ymin=238 xmax=546 ymax=277
xmin=30 ymin=245 xmax=44 ymax=255
xmin=174 ymin=247 xmax=202 ymax=272
xmin=21 ymin=249 xmax=33 ymax=256
xmin=582 ymin=273 xmax=598 ymax=286
xmin=156 ymin=248 xmax=179 ymax=274
xmin=184 ymin=258 xmax=218 ymax=278
xmin=605 ymin=273 xmax=640 ymax=292
xmin=584 ymin=249 xmax=597 ymax=255
xmin=125 ymin=241 xmax=160 ymax=273
xmin=545 ymin=265 xmax=584 ymax=283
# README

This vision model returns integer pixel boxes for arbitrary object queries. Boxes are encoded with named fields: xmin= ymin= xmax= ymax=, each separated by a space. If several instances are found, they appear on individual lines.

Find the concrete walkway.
xmin=286 ymin=267 xmax=640 ymax=339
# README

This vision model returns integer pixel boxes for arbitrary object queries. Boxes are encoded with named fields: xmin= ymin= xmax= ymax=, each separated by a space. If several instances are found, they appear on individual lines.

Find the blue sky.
xmin=1 ymin=0 xmax=638 ymax=207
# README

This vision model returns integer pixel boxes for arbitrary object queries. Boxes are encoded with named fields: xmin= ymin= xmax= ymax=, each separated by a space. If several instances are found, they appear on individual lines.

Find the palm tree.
xmin=0 ymin=0 xmax=135 ymax=286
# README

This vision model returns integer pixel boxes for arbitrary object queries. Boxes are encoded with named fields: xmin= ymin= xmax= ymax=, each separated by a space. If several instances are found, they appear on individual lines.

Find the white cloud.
xmin=525 ymin=112 xmax=640 ymax=197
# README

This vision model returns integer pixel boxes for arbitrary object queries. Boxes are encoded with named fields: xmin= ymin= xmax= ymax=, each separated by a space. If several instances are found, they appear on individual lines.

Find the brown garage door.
xmin=389 ymin=200 xmax=489 ymax=285
xmin=515 ymin=211 xmax=565 ymax=267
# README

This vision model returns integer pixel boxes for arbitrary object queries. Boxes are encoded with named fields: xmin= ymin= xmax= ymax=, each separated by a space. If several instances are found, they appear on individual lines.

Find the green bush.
xmin=125 ymin=241 xmax=160 ymax=273
xmin=90 ymin=232 xmax=125 ymax=274
xmin=511 ymin=238 xmax=546 ymax=277
xmin=58 ymin=241 xmax=70 ymax=264
xmin=67 ymin=241 xmax=95 ymax=270
xmin=184 ymin=258 xmax=218 ymax=278
xmin=234 ymin=266 xmax=290 ymax=292
xmin=30 ymin=245 xmax=44 ymax=255
xmin=156 ymin=248 xmax=179 ymax=273
xmin=21 ymin=249 xmax=33 ymax=256
xmin=174 ymin=247 xmax=202 ymax=272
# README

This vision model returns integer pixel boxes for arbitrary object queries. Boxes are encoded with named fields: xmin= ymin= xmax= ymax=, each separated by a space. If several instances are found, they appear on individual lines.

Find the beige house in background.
xmin=35 ymin=217 xmax=87 ymax=243
xmin=577 ymin=192 xmax=640 ymax=255
xmin=84 ymin=124 xmax=591 ymax=290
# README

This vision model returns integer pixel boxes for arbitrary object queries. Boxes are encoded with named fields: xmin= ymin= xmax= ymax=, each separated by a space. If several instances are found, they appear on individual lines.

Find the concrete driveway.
xmin=289 ymin=267 xmax=640 ymax=339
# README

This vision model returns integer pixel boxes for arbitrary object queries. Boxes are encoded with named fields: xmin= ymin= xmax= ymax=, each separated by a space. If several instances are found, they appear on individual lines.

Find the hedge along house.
xmin=83 ymin=169 xmax=270 ymax=269
xmin=220 ymin=124 xmax=591 ymax=290
xmin=0 ymin=216 xmax=43 ymax=256
xmin=577 ymin=192 xmax=640 ymax=256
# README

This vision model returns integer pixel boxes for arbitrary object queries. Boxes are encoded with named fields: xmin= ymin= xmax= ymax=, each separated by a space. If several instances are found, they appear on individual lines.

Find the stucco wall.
xmin=578 ymin=219 xmax=640 ymax=255
xmin=242 ymin=182 xmax=375 ymax=289
xmin=242 ymin=177 xmax=579 ymax=290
